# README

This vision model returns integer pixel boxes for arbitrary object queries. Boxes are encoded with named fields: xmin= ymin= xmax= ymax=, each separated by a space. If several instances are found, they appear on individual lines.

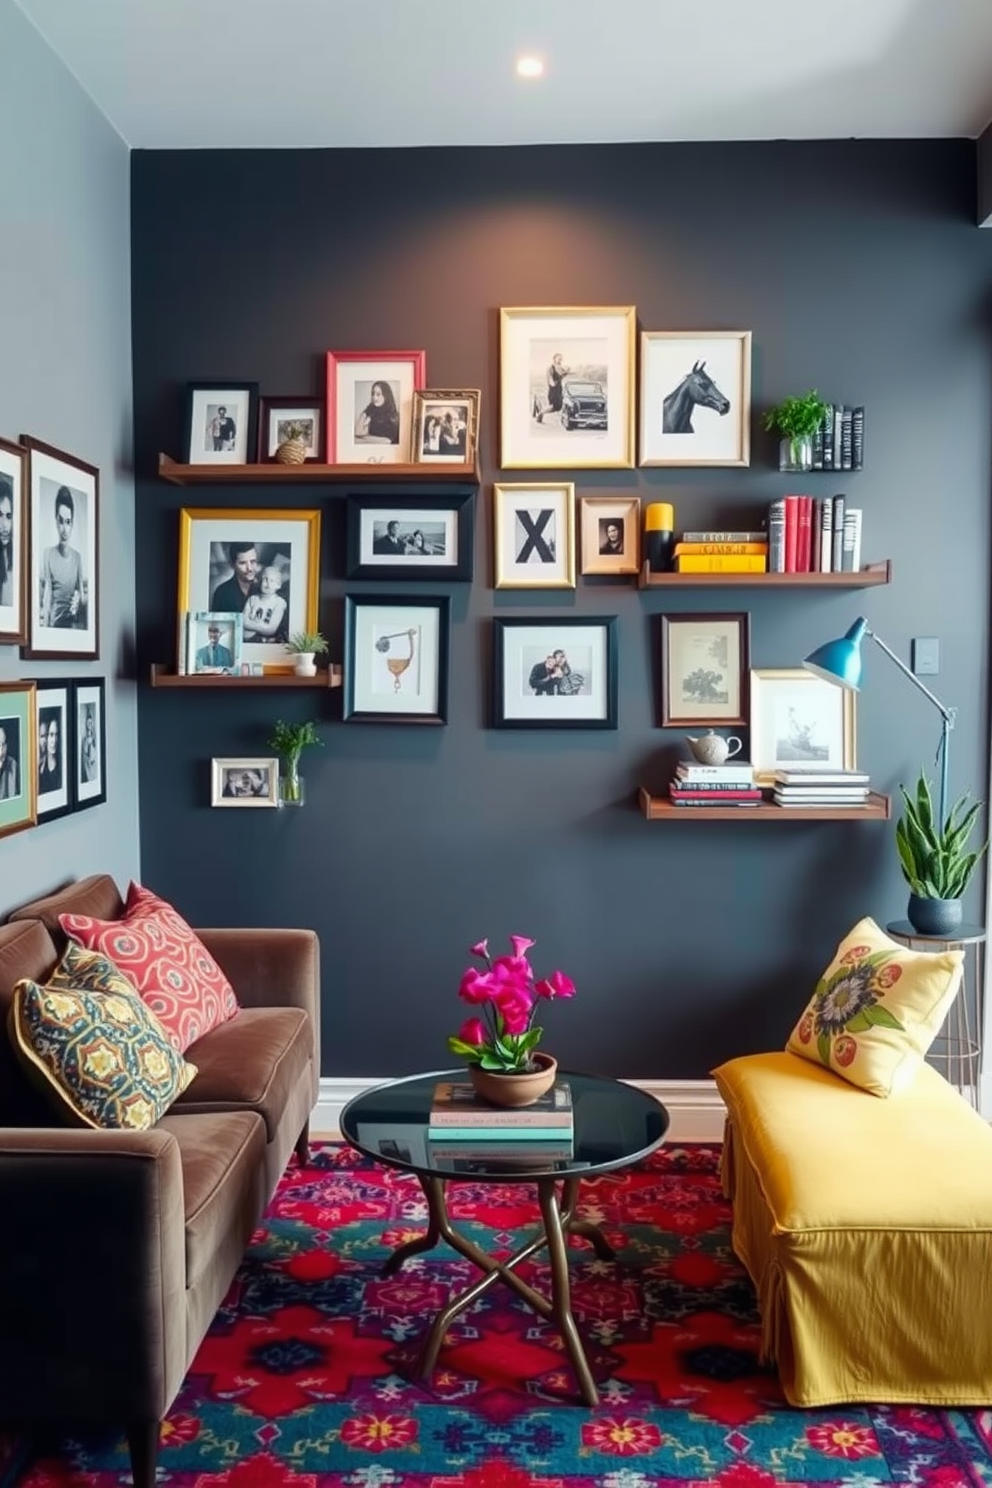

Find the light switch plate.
xmin=912 ymin=637 xmax=939 ymax=676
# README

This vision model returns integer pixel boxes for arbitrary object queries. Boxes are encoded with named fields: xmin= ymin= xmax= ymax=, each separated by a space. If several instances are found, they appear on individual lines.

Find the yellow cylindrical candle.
xmin=644 ymin=503 xmax=675 ymax=571
xmin=645 ymin=502 xmax=674 ymax=532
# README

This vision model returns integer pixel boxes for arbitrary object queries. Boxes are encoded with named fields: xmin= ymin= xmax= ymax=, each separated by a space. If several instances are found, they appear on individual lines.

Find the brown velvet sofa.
xmin=0 ymin=874 xmax=321 ymax=1488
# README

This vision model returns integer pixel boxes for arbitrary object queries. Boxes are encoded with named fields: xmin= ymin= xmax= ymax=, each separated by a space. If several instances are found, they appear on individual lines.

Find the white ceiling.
xmin=15 ymin=0 xmax=992 ymax=152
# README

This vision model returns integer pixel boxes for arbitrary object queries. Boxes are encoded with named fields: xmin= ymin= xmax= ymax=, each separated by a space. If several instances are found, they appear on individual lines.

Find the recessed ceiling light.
xmin=516 ymin=56 xmax=544 ymax=79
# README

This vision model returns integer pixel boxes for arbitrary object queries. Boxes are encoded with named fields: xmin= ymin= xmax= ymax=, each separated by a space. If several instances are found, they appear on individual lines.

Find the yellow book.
xmin=674 ymin=554 xmax=768 ymax=573
xmin=673 ymin=542 xmax=769 ymax=556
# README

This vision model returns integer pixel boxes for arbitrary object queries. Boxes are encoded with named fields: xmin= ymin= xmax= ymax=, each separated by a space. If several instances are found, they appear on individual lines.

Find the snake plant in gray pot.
xmin=895 ymin=771 xmax=988 ymax=935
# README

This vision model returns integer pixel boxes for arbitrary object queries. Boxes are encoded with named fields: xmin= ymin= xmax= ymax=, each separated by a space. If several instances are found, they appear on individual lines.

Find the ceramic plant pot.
xmin=293 ymin=652 xmax=317 ymax=677
xmin=468 ymin=1051 xmax=558 ymax=1108
xmin=907 ymin=894 xmax=963 ymax=937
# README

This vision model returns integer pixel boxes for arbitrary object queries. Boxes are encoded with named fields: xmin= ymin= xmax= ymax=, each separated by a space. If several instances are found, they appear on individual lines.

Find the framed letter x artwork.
xmin=493 ymin=482 xmax=575 ymax=590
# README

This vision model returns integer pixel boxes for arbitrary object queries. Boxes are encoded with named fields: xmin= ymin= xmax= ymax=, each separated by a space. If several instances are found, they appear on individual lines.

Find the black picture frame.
xmin=72 ymin=677 xmax=106 ymax=812
xmin=493 ymin=616 xmax=619 ymax=730
xmin=257 ymin=396 xmax=323 ymax=463
xmin=33 ymin=677 xmax=74 ymax=822
xmin=345 ymin=492 xmax=475 ymax=581
xmin=182 ymin=381 xmax=259 ymax=466
xmin=343 ymin=594 xmax=450 ymax=725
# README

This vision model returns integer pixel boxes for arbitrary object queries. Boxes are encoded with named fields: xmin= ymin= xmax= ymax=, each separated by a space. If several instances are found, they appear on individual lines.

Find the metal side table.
xmin=886 ymin=920 xmax=986 ymax=1107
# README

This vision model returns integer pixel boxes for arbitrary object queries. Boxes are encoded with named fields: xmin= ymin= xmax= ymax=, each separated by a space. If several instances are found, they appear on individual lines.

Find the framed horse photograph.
xmin=639 ymin=330 xmax=752 ymax=467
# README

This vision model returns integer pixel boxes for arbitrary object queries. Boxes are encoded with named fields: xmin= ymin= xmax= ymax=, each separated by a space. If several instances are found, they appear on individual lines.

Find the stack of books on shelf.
xmin=672 ymin=530 xmax=768 ymax=574
xmin=771 ymin=769 xmax=872 ymax=808
xmin=669 ymin=759 xmax=763 ymax=807
xmin=767 ymin=495 xmax=862 ymax=574
xmin=813 ymin=404 xmax=865 ymax=472
xmin=426 ymin=1080 xmax=575 ymax=1162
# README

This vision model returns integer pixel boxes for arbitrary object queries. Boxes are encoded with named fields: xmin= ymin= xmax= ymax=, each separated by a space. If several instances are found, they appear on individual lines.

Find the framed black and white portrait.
xmin=343 ymin=594 xmax=449 ymax=725
xmin=639 ymin=331 xmax=752 ymax=468
xmin=35 ymin=679 xmax=72 ymax=822
xmin=493 ymin=482 xmax=576 ymax=590
xmin=73 ymin=678 xmax=106 ymax=811
xmin=211 ymin=757 xmax=279 ymax=808
xmin=183 ymin=382 xmax=259 ymax=466
xmin=0 ymin=680 xmax=37 ymax=839
xmin=326 ymin=350 xmax=425 ymax=465
xmin=0 ymin=437 xmax=26 ymax=644
xmin=345 ymin=493 xmax=475 ymax=581
xmin=22 ymin=437 xmax=99 ymax=661
xmin=412 ymin=389 xmax=480 ymax=465
xmin=580 ymin=495 xmax=641 ymax=577
xmin=493 ymin=617 xmax=618 ymax=730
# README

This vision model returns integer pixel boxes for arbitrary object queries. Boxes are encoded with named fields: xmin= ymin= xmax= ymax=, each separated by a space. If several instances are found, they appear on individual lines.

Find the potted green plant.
xmin=267 ymin=718 xmax=323 ymax=805
xmin=895 ymin=771 xmax=988 ymax=935
xmin=763 ymin=389 xmax=830 ymax=472
xmin=285 ymin=630 xmax=329 ymax=678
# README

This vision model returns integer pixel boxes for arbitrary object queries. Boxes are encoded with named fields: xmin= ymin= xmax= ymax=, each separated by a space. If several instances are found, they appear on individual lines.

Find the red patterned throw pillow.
xmin=59 ymin=882 xmax=238 ymax=1052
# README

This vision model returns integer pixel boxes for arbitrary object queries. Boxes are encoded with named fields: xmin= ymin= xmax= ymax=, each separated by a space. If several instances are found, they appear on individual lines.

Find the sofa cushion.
xmin=60 ymin=882 xmax=238 ymax=1053
xmin=785 ymin=916 xmax=963 ymax=1097
xmin=174 ymin=1006 xmax=312 ymax=1143
xmin=8 ymin=943 xmax=197 ymax=1130
xmin=8 ymin=874 xmax=126 ymax=950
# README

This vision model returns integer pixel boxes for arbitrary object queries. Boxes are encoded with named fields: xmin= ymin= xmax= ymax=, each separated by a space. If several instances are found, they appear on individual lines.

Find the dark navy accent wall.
xmin=131 ymin=140 xmax=992 ymax=1080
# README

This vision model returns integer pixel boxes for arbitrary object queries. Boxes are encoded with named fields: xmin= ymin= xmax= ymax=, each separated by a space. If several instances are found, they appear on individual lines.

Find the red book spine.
xmin=784 ymin=495 xmax=799 ymax=573
xmin=797 ymin=495 xmax=813 ymax=572
xmin=669 ymin=788 xmax=763 ymax=800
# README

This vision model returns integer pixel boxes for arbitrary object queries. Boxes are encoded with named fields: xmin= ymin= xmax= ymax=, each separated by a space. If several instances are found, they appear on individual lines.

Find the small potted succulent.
xmin=285 ymin=629 xmax=328 ymax=678
xmin=763 ymin=389 xmax=830 ymax=472
xmin=267 ymin=717 xmax=323 ymax=806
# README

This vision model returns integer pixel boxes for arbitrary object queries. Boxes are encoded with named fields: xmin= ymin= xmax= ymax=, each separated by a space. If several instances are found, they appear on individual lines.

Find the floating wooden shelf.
xmin=637 ymin=559 xmax=891 ymax=590
xmin=158 ymin=453 xmax=479 ymax=486
xmin=638 ymin=787 xmax=891 ymax=822
xmin=151 ymin=663 xmax=342 ymax=689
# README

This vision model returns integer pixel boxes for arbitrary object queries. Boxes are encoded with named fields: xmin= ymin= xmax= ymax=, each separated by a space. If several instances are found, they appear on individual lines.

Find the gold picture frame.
xmin=412 ymin=389 xmax=480 ymax=465
xmin=499 ymin=306 xmax=636 ymax=470
xmin=493 ymin=482 xmax=576 ymax=591
xmin=579 ymin=496 xmax=641 ymax=577
xmin=0 ymin=679 xmax=38 ymax=839
xmin=638 ymin=330 xmax=752 ymax=468
xmin=749 ymin=667 xmax=856 ymax=784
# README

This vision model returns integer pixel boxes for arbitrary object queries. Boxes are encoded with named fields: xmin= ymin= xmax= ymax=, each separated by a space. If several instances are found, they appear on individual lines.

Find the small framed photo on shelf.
xmin=499 ymin=306 xmax=636 ymax=470
xmin=638 ymin=330 xmax=752 ymax=468
xmin=493 ymin=482 xmax=576 ymax=590
xmin=412 ymin=389 xmax=480 ymax=464
xmin=23 ymin=436 xmax=99 ymax=661
xmin=0 ymin=679 xmax=37 ymax=839
xmin=345 ymin=493 xmax=474 ymax=581
xmin=34 ymin=679 xmax=72 ymax=823
xmin=493 ymin=616 xmax=618 ymax=730
xmin=749 ymin=667 xmax=856 ymax=783
xmin=325 ymin=349 xmax=426 ymax=465
xmin=73 ymin=678 xmax=106 ymax=811
xmin=183 ymin=382 xmax=259 ymax=466
xmin=211 ymin=757 xmax=279 ymax=807
xmin=343 ymin=594 xmax=450 ymax=725
xmin=177 ymin=508 xmax=321 ymax=672
xmin=660 ymin=612 xmax=750 ymax=727
xmin=257 ymin=397 xmax=323 ymax=463
xmin=186 ymin=611 xmax=243 ymax=675
xmin=0 ymin=437 xmax=27 ymax=644
xmin=579 ymin=495 xmax=640 ymax=577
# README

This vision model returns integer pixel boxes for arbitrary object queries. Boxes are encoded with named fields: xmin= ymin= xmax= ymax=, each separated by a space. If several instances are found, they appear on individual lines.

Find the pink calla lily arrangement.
xmin=448 ymin=935 xmax=577 ymax=1073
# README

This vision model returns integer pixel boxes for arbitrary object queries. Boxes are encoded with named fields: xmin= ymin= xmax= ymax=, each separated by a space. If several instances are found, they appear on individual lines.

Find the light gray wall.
xmin=0 ymin=0 xmax=137 ymax=899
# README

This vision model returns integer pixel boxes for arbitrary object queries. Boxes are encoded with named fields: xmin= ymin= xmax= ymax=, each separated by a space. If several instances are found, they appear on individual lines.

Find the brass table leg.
xmin=538 ymin=1179 xmax=600 ymax=1406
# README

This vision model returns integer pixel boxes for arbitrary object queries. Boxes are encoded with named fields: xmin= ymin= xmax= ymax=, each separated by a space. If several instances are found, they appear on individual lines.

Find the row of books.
xmin=672 ymin=535 xmax=767 ymax=574
xmin=767 ymin=496 xmax=862 ymax=574
xmin=812 ymin=404 xmax=865 ymax=472
xmin=669 ymin=759 xmax=761 ymax=807
xmin=428 ymin=1080 xmax=574 ymax=1141
xmin=771 ymin=768 xmax=872 ymax=807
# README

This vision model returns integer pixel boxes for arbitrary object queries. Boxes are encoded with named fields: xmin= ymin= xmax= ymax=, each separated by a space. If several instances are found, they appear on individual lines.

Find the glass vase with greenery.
xmin=268 ymin=718 xmax=322 ymax=805
xmin=763 ymin=390 xmax=830 ymax=471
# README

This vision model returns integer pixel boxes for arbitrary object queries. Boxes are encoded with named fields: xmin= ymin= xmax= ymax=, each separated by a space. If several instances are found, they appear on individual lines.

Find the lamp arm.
xmin=867 ymin=628 xmax=956 ymax=827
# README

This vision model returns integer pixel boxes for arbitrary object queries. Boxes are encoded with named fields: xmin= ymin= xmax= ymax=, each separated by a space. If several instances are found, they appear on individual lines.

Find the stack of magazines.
xmin=771 ymin=769 xmax=872 ymax=807
xmin=426 ymin=1080 xmax=574 ymax=1163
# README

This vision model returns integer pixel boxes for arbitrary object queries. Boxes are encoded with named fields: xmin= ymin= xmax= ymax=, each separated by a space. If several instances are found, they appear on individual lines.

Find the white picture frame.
xmin=749 ymin=667 xmax=856 ymax=783
xmin=211 ymin=757 xmax=279 ymax=807
xmin=639 ymin=330 xmax=752 ymax=467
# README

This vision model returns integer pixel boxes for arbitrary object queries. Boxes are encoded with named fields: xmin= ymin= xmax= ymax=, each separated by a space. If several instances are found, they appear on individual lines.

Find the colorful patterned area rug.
xmin=20 ymin=1143 xmax=992 ymax=1488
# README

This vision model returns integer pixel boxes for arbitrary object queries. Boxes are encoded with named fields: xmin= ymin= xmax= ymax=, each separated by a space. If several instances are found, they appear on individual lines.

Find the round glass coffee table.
xmin=340 ymin=1068 xmax=669 ymax=1406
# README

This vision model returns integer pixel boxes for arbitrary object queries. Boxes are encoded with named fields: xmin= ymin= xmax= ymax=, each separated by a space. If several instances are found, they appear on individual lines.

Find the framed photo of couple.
xmin=345 ymin=493 xmax=475 ymax=581
xmin=492 ymin=617 xmax=619 ymax=730
xmin=412 ymin=389 xmax=480 ymax=465
xmin=211 ymin=758 xmax=279 ymax=808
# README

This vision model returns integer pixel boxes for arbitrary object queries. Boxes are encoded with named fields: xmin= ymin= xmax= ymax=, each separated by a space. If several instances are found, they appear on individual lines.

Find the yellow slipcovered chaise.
xmin=713 ymin=1050 xmax=992 ymax=1407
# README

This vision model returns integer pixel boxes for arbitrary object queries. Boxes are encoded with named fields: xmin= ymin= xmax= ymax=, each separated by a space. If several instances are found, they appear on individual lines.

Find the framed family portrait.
xmin=639 ymin=330 xmax=752 ymax=468
xmin=257 ymin=397 xmax=323 ymax=463
xmin=326 ymin=349 xmax=426 ymax=465
xmin=0 ymin=680 xmax=36 ymax=839
xmin=177 ymin=508 xmax=321 ymax=672
xmin=345 ymin=493 xmax=474 ymax=581
xmin=412 ymin=389 xmax=480 ymax=465
xmin=343 ymin=594 xmax=449 ymax=725
xmin=74 ymin=678 xmax=106 ymax=811
xmin=499 ymin=306 xmax=636 ymax=470
xmin=0 ymin=437 xmax=26 ymax=644
xmin=660 ymin=612 xmax=750 ymax=727
xmin=211 ymin=757 xmax=279 ymax=808
xmin=580 ymin=496 xmax=641 ymax=577
xmin=23 ymin=436 xmax=99 ymax=661
xmin=493 ymin=482 xmax=576 ymax=590
xmin=183 ymin=382 xmax=259 ymax=466
xmin=35 ymin=679 xmax=72 ymax=823
xmin=749 ymin=667 xmax=856 ymax=783
xmin=493 ymin=617 xmax=618 ymax=730
xmin=185 ymin=611 xmax=243 ymax=675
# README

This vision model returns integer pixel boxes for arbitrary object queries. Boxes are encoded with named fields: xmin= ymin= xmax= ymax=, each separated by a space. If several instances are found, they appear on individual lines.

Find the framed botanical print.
xmin=0 ymin=437 xmax=26 ymax=644
xmin=177 ymin=508 xmax=321 ymax=673
xmin=22 ymin=436 xmax=99 ymax=660
xmin=499 ymin=306 xmax=636 ymax=470
xmin=639 ymin=331 xmax=752 ymax=467
xmin=343 ymin=594 xmax=449 ymax=725
xmin=257 ymin=397 xmax=323 ymax=463
xmin=35 ymin=679 xmax=72 ymax=822
xmin=183 ymin=382 xmax=259 ymax=466
xmin=211 ymin=757 xmax=279 ymax=807
xmin=493 ymin=482 xmax=576 ymax=590
xmin=493 ymin=617 xmax=618 ymax=730
xmin=412 ymin=389 xmax=480 ymax=465
xmin=580 ymin=496 xmax=641 ymax=577
xmin=660 ymin=612 xmax=750 ymax=727
xmin=749 ymin=667 xmax=856 ymax=783
xmin=0 ymin=680 xmax=36 ymax=839
xmin=345 ymin=493 xmax=474 ymax=581
xmin=73 ymin=678 xmax=106 ymax=811
xmin=326 ymin=349 xmax=426 ymax=465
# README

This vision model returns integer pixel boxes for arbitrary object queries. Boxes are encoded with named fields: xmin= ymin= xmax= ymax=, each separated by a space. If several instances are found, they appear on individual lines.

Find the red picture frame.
xmin=325 ymin=350 xmax=426 ymax=465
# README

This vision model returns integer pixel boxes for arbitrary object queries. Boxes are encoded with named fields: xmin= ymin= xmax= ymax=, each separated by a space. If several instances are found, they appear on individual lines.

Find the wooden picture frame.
xmin=257 ymin=396 xmax=323 ymax=463
xmin=0 ymin=680 xmax=37 ymax=839
xmin=22 ymin=436 xmax=99 ymax=661
xmin=34 ymin=678 xmax=72 ymax=822
xmin=345 ymin=493 xmax=475 ymax=581
xmin=580 ymin=496 xmax=641 ymax=577
xmin=183 ymin=381 xmax=259 ymax=466
xmin=0 ymin=437 xmax=27 ymax=644
xmin=660 ymin=612 xmax=750 ymax=727
xmin=493 ymin=616 xmax=619 ymax=730
xmin=499 ymin=306 xmax=636 ymax=470
xmin=412 ymin=389 xmax=480 ymax=465
xmin=325 ymin=349 xmax=426 ymax=465
xmin=211 ymin=757 xmax=279 ymax=807
xmin=749 ymin=667 xmax=856 ymax=783
xmin=493 ymin=482 xmax=576 ymax=590
xmin=343 ymin=594 xmax=450 ymax=725
xmin=73 ymin=678 xmax=106 ymax=812
xmin=639 ymin=330 xmax=752 ymax=468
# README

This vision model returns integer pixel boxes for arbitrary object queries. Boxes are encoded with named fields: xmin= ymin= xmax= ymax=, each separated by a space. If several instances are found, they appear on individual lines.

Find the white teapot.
xmin=685 ymin=730 xmax=743 ymax=766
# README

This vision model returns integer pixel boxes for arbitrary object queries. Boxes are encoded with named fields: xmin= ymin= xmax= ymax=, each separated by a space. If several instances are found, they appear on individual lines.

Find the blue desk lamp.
xmin=803 ymin=617 xmax=956 ymax=824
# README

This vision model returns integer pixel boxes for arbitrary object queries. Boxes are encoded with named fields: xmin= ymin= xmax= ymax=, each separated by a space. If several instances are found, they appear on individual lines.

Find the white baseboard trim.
xmin=313 ymin=1076 xmax=726 ymax=1145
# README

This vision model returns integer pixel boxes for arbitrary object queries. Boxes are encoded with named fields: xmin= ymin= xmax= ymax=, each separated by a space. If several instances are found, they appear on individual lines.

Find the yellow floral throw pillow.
xmin=8 ymin=942 xmax=197 ymax=1129
xmin=786 ymin=916 xmax=964 ymax=1097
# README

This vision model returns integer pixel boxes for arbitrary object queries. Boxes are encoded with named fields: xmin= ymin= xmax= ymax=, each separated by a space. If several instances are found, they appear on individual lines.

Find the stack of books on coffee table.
xmin=669 ymin=760 xmax=762 ymax=807
xmin=427 ymin=1080 xmax=574 ymax=1163
xmin=771 ymin=768 xmax=872 ymax=807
